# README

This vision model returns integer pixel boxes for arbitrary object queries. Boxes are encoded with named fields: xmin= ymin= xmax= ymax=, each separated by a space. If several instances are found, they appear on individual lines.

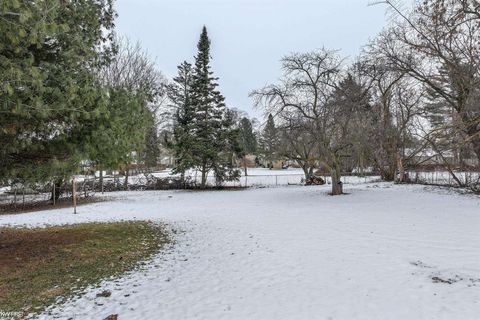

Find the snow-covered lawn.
xmin=1 ymin=183 xmax=479 ymax=320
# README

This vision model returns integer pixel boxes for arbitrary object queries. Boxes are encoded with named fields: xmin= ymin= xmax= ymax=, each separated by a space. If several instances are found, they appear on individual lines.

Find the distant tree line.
xmin=2 ymin=0 xmax=479 ymax=198
xmin=251 ymin=0 xmax=480 ymax=194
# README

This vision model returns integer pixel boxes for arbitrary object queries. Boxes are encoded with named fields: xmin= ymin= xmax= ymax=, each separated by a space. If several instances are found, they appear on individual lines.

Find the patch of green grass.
xmin=0 ymin=221 xmax=170 ymax=316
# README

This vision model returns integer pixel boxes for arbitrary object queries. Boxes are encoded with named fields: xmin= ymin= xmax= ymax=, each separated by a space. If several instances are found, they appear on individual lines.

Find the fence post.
xmin=72 ymin=176 xmax=77 ymax=214
xmin=52 ymin=182 xmax=56 ymax=206
xmin=275 ymin=175 xmax=278 ymax=186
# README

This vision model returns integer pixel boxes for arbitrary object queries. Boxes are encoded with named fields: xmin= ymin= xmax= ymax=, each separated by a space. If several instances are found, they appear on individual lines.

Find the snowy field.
xmin=1 ymin=183 xmax=480 ymax=320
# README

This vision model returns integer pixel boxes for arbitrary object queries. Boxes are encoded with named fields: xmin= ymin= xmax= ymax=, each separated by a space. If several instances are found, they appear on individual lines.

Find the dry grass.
xmin=0 ymin=221 xmax=170 ymax=317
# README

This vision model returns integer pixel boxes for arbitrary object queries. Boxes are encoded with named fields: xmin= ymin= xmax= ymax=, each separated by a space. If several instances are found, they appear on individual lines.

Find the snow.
xmin=1 ymin=183 xmax=479 ymax=320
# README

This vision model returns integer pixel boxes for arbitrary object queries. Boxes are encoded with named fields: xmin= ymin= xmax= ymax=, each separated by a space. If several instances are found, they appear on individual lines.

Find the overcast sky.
xmin=115 ymin=0 xmax=405 ymax=119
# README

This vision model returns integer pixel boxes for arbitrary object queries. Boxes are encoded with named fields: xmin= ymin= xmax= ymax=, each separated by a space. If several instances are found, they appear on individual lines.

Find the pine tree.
xmin=239 ymin=118 xmax=258 ymax=154
xmin=238 ymin=117 xmax=258 ymax=175
xmin=168 ymin=61 xmax=195 ymax=180
xmin=261 ymin=114 xmax=278 ymax=169
xmin=0 ymin=0 xmax=116 ymax=185
xmin=189 ymin=27 xmax=240 ymax=188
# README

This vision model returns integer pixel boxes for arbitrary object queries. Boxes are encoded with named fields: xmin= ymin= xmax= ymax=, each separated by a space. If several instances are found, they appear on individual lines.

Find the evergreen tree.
xmin=238 ymin=117 xmax=258 ymax=175
xmin=168 ymin=61 xmax=195 ymax=180
xmin=143 ymin=120 xmax=161 ymax=169
xmin=261 ymin=114 xmax=279 ymax=169
xmin=189 ymin=27 xmax=240 ymax=188
xmin=0 ymin=0 xmax=116 ymax=185
xmin=239 ymin=118 xmax=258 ymax=154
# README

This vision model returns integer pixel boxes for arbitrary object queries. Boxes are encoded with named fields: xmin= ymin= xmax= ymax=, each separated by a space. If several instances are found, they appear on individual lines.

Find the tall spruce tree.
xmin=190 ymin=27 xmax=240 ymax=188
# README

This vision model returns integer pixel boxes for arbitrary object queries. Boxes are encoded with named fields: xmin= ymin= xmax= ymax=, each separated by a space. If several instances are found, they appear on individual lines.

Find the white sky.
xmin=114 ymin=0 xmax=409 ymax=118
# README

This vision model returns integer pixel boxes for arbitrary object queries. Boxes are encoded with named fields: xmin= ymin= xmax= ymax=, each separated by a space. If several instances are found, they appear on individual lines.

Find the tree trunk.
xmin=358 ymin=155 xmax=364 ymax=176
xmin=302 ymin=165 xmax=310 ymax=182
xmin=244 ymin=157 xmax=248 ymax=177
xmin=180 ymin=171 xmax=185 ymax=184
xmin=397 ymin=157 xmax=406 ymax=183
xmin=123 ymin=168 xmax=129 ymax=190
xmin=308 ymin=166 xmax=314 ymax=179
xmin=330 ymin=162 xmax=343 ymax=196
xmin=50 ymin=179 xmax=62 ymax=203
xmin=200 ymin=163 xmax=208 ymax=189
xmin=99 ymin=169 xmax=104 ymax=194
xmin=303 ymin=165 xmax=316 ymax=185
xmin=380 ymin=154 xmax=397 ymax=182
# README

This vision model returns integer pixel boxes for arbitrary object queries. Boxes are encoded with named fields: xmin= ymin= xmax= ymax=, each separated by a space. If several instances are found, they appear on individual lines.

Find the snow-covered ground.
xmin=1 ymin=183 xmax=479 ymax=320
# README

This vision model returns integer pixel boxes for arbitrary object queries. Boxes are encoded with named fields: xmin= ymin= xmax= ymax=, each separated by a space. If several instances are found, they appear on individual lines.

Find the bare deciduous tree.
xmin=252 ymin=49 xmax=371 ymax=195
xmin=377 ymin=0 xmax=480 ymax=166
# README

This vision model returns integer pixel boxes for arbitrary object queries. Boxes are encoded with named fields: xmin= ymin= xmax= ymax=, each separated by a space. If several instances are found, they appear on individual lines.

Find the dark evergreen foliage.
xmin=170 ymin=27 xmax=240 ymax=188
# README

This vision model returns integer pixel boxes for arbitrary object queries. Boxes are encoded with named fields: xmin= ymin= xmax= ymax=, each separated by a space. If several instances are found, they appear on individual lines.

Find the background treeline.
xmin=251 ymin=0 xmax=480 ymax=194
xmin=0 ymin=1 xmax=260 ymax=200
xmin=1 ymin=0 xmax=479 ymax=200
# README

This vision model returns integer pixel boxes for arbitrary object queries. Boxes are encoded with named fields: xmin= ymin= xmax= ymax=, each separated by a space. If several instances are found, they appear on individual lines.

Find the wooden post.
xmin=13 ymin=188 xmax=17 ymax=208
xmin=72 ymin=176 xmax=77 ymax=214
xmin=52 ymin=182 xmax=56 ymax=206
